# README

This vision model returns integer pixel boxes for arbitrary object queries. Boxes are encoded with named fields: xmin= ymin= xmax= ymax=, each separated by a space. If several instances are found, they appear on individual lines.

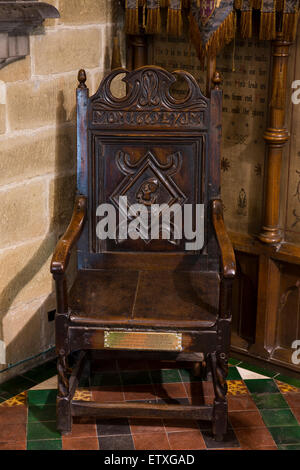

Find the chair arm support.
xmin=212 ymin=199 xmax=236 ymax=279
xmin=50 ymin=195 xmax=87 ymax=276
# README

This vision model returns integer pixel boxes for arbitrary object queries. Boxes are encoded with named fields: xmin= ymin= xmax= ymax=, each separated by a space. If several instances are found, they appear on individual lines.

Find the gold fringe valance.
xmin=124 ymin=0 xmax=300 ymax=56
xmin=234 ymin=0 xmax=300 ymax=42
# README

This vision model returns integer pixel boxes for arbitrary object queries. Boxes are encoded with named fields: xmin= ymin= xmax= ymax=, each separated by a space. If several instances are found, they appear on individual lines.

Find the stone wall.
xmin=0 ymin=0 xmax=122 ymax=382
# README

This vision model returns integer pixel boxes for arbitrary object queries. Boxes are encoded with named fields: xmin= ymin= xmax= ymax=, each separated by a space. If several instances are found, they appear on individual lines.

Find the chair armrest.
xmin=212 ymin=199 xmax=236 ymax=279
xmin=50 ymin=195 xmax=87 ymax=276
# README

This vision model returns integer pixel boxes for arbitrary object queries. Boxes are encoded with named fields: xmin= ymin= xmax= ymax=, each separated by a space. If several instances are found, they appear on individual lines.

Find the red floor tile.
xmin=167 ymin=430 xmax=206 ymax=450
xmin=133 ymin=431 xmax=171 ymax=450
xmin=123 ymin=384 xmax=157 ymax=401
xmin=129 ymin=418 xmax=164 ymax=434
xmin=0 ymin=441 xmax=26 ymax=450
xmin=284 ymin=392 xmax=300 ymax=409
xmin=229 ymin=410 xmax=265 ymax=429
xmin=228 ymin=395 xmax=257 ymax=412
xmin=0 ymin=423 xmax=26 ymax=442
xmin=0 ymin=405 xmax=27 ymax=424
xmin=183 ymin=381 xmax=214 ymax=397
xmin=235 ymin=427 xmax=276 ymax=450
xmin=291 ymin=407 xmax=300 ymax=423
xmin=68 ymin=417 xmax=97 ymax=438
xmin=62 ymin=436 xmax=99 ymax=450
xmin=91 ymin=386 xmax=124 ymax=402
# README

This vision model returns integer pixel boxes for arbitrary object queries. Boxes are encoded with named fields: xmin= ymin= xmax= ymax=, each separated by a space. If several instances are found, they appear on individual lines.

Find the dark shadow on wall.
xmin=0 ymin=89 xmax=77 ymax=370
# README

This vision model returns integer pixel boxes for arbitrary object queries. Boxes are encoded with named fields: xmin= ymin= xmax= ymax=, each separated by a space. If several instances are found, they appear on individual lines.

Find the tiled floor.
xmin=0 ymin=357 xmax=300 ymax=450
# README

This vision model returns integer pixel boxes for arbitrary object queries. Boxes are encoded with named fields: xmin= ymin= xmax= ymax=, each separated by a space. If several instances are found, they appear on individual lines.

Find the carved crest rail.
xmin=89 ymin=66 xmax=209 ymax=130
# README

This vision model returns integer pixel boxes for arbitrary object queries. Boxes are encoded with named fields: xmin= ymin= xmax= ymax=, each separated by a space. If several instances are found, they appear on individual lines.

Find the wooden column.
xmin=128 ymin=34 xmax=148 ymax=69
xmin=206 ymin=54 xmax=217 ymax=97
xmin=258 ymin=32 xmax=291 ymax=245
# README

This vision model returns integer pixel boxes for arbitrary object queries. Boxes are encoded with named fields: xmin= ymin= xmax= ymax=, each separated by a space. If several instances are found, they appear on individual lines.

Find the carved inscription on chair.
xmin=89 ymin=67 xmax=209 ymax=130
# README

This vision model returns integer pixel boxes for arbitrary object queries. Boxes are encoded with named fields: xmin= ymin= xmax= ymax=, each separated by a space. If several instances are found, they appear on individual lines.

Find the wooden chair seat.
xmin=69 ymin=269 xmax=219 ymax=329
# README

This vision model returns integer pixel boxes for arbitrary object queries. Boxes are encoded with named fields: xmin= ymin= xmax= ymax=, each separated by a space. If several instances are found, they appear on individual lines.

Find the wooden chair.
xmin=50 ymin=65 xmax=236 ymax=441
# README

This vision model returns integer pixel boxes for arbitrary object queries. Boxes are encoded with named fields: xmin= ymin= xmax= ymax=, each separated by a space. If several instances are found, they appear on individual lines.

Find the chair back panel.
xmin=77 ymin=66 xmax=221 ymax=271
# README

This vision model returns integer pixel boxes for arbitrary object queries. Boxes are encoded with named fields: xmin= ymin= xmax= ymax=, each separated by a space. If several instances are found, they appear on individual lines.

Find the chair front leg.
xmin=57 ymin=350 xmax=71 ymax=434
xmin=55 ymin=274 xmax=72 ymax=435
xmin=209 ymin=351 xmax=228 ymax=441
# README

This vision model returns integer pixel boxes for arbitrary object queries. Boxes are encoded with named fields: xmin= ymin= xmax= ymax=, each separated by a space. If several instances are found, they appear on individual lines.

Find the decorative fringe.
xmin=160 ymin=0 xmax=169 ymax=6
xmin=146 ymin=7 xmax=161 ymax=33
xmin=234 ymin=0 xmax=243 ymax=9
xmin=167 ymin=7 xmax=183 ymax=36
xmin=276 ymin=0 xmax=284 ymax=10
xmin=252 ymin=0 xmax=262 ymax=9
xmin=138 ymin=0 xmax=146 ymax=5
xmin=225 ymin=10 xmax=237 ymax=41
xmin=240 ymin=9 xmax=252 ymax=37
xmin=189 ymin=10 xmax=236 ymax=63
xmin=125 ymin=2 xmax=139 ymax=34
xmin=282 ymin=11 xmax=299 ymax=41
xmin=182 ymin=0 xmax=190 ymax=7
xmin=259 ymin=11 xmax=276 ymax=40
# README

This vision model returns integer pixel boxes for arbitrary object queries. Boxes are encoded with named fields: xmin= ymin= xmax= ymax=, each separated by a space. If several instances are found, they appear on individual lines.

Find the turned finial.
xmin=78 ymin=69 xmax=87 ymax=89
xmin=212 ymin=71 xmax=221 ymax=90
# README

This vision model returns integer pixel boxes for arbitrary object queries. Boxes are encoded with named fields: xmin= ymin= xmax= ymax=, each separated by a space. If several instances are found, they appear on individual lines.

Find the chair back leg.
xmin=57 ymin=352 xmax=72 ymax=434
xmin=209 ymin=351 xmax=229 ymax=441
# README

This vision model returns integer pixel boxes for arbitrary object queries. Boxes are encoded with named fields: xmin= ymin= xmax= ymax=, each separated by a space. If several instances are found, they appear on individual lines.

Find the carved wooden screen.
xmin=85 ymin=66 xmax=214 ymax=256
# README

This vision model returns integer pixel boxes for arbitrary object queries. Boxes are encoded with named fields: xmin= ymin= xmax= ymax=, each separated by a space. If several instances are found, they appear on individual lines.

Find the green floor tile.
xmin=178 ymin=368 xmax=202 ymax=382
xmin=278 ymin=444 xmax=300 ymax=450
xmin=252 ymin=393 xmax=289 ymax=409
xmin=27 ymin=439 xmax=62 ymax=450
xmin=0 ymin=375 xmax=35 ymax=398
xmin=260 ymin=409 xmax=299 ymax=427
xmin=239 ymin=362 xmax=277 ymax=378
xmin=22 ymin=361 xmax=57 ymax=384
xmin=228 ymin=358 xmax=241 ymax=366
xmin=245 ymin=379 xmax=279 ymax=394
xmin=27 ymin=421 xmax=60 ymax=441
xmin=276 ymin=374 xmax=300 ymax=389
xmin=28 ymin=404 xmax=57 ymax=423
xmin=150 ymin=369 xmax=181 ymax=384
xmin=268 ymin=425 xmax=300 ymax=445
xmin=90 ymin=371 xmax=121 ymax=387
xmin=227 ymin=366 xmax=242 ymax=380
xmin=121 ymin=370 xmax=152 ymax=386
xmin=27 ymin=389 xmax=57 ymax=405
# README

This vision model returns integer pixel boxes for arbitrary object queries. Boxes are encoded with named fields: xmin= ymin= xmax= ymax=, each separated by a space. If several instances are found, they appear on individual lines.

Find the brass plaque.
xmin=104 ymin=331 xmax=182 ymax=351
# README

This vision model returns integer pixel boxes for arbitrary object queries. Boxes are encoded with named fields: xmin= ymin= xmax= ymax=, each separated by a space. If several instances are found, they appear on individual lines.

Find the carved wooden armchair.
xmin=50 ymin=65 xmax=236 ymax=441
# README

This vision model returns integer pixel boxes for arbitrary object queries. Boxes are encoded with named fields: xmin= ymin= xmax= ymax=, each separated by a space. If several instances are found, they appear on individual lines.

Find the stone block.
xmin=0 ymin=125 xmax=76 ymax=186
xmin=59 ymin=0 xmax=112 ymax=25
xmin=32 ymin=28 xmax=101 ymax=75
xmin=0 ymin=180 xmax=48 ymax=248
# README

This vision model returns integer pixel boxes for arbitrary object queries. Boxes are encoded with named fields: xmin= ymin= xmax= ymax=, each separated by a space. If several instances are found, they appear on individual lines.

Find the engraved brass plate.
xmin=104 ymin=331 xmax=182 ymax=351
